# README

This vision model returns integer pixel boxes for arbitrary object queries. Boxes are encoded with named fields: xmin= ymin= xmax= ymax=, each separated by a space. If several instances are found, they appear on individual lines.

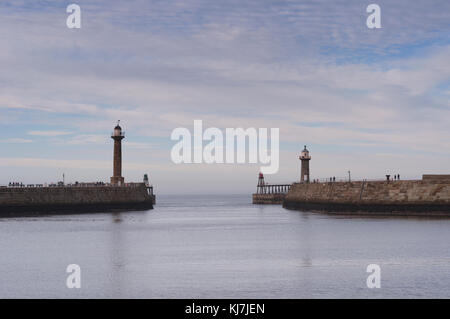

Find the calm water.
xmin=0 ymin=194 xmax=449 ymax=298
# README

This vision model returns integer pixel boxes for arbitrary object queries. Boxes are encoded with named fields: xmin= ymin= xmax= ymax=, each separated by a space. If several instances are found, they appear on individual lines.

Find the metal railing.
xmin=308 ymin=177 xmax=412 ymax=183
xmin=254 ymin=177 xmax=417 ymax=194
xmin=256 ymin=184 xmax=291 ymax=194
xmin=2 ymin=182 xmax=148 ymax=188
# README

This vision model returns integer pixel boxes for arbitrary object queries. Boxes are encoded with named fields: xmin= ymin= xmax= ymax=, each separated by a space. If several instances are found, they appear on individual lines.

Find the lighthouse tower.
xmin=299 ymin=145 xmax=311 ymax=183
xmin=111 ymin=121 xmax=125 ymax=186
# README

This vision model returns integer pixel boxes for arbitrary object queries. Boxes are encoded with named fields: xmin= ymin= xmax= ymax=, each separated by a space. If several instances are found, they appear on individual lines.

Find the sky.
xmin=0 ymin=0 xmax=449 ymax=194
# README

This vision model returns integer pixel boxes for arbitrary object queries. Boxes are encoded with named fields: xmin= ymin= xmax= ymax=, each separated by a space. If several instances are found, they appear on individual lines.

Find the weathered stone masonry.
xmin=283 ymin=180 xmax=450 ymax=215
xmin=252 ymin=193 xmax=286 ymax=204
xmin=0 ymin=184 xmax=153 ymax=215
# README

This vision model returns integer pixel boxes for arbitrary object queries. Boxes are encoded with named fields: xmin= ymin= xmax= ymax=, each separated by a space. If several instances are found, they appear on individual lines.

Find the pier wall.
xmin=283 ymin=180 xmax=450 ymax=215
xmin=422 ymin=174 xmax=450 ymax=181
xmin=0 ymin=184 xmax=153 ymax=215
xmin=252 ymin=193 xmax=286 ymax=204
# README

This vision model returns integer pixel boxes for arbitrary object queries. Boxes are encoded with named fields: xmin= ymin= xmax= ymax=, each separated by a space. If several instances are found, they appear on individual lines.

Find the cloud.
xmin=64 ymin=134 xmax=107 ymax=145
xmin=28 ymin=131 xmax=74 ymax=136
xmin=125 ymin=141 xmax=158 ymax=149
xmin=0 ymin=157 xmax=160 ymax=171
xmin=0 ymin=138 xmax=33 ymax=143
xmin=0 ymin=0 xmax=449 ymax=191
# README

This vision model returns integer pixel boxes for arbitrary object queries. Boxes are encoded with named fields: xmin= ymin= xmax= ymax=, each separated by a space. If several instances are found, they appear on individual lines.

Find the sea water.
xmin=0 ymin=194 xmax=449 ymax=298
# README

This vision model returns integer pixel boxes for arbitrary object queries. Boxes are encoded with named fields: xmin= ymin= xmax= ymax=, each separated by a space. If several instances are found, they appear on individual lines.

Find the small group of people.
xmin=386 ymin=174 xmax=401 ymax=181
xmin=312 ymin=177 xmax=336 ymax=183
xmin=8 ymin=182 xmax=24 ymax=187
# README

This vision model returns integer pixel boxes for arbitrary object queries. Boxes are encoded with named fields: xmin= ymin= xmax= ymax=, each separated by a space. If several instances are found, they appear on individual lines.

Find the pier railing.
xmin=253 ymin=177 xmax=416 ymax=195
xmin=257 ymin=184 xmax=291 ymax=194
xmin=309 ymin=177 xmax=412 ymax=183
xmin=1 ymin=182 xmax=151 ymax=189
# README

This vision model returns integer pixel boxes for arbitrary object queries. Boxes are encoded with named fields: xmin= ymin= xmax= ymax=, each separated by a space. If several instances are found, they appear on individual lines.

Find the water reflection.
xmin=110 ymin=212 xmax=125 ymax=297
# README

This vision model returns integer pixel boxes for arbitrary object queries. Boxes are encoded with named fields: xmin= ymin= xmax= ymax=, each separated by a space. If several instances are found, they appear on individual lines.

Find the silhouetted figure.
xmin=398 ymin=174 xmax=400 ymax=180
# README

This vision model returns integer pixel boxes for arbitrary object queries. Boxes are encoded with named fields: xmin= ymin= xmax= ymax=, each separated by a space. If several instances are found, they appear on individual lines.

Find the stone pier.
xmin=283 ymin=180 xmax=450 ymax=216
xmin=0 ymin=183 xmax=154 ymax=216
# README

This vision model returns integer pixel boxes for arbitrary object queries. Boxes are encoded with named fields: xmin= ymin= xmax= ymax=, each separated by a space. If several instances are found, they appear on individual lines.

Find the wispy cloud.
xmin=0 ymin=138 xmax=33 ymax=143
xmin=28 ymin=131 xmax=74 ymax=136
xmin=0 ymin=0 xmax=449 ymax=191
xmin=0 ymin=157 xmax=163 ymax=171
xmin=64 ymin=134 xmax=107 ymax=145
